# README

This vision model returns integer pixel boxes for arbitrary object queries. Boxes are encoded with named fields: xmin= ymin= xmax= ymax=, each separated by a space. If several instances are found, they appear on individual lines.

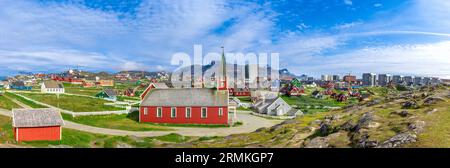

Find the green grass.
xmin=0 ymin=115 xmax=195 ymax=148
xmin=0 ymin=95 xmax=20 ymax=110
xmin=62 ymin=111 xmax=237 ymax=131
xmin=61 ymin=113 xmax=171 ymax=131
xmin=409 ymin=101 xmax=450 ymax=147
xmin=0 ymin=115 xmax=14 ymax=143
xmin=3 ymin=92 xmax=47 ymax=108
xmin=236 ymin=96 xmax=252 ymax=103
xmin=154 ymin=133 xmax=190 ymax=143
xmin=19 ymin=93 xmax=124 ymax=112
xmin=65 ymin=87 xmax=103 ymax=97
xmin=282 ymin=95 xmax=356 ymax=114
xmin=117 ymin=96 xmax=140 ymax=101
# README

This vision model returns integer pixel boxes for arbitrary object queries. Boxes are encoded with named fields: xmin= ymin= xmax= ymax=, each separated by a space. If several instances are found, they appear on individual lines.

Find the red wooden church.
xmin=12 ymin=108 xmax=64 ymax=142
xmin=139 ymin=48 xmax=230 ymax=125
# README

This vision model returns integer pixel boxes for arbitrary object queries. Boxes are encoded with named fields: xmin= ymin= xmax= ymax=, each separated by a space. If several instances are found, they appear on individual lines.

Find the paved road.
xmin=0 ymin=109 xmax=282 ymax=137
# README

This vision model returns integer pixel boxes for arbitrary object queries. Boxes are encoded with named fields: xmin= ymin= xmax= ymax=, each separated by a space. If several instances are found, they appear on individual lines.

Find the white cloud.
xmin=333 ymin=21 xmax=363 ymax=30
xmin=374 ymin=3 xmax=383 ymax=8
xmin=299 ymin=41 xmax=450 ymax=78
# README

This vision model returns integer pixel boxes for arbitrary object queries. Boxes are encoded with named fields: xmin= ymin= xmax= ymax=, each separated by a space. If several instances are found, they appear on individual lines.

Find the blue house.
xmin=10 ymin=81 xmax=32 ymax=90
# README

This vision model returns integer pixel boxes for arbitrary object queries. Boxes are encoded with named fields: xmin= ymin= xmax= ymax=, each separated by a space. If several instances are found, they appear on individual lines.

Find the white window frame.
xmin=201 ymin=107 xmax=207 ymax=118
xmin=157 ymin=107 xmax=162 ymax=118
xmin=144 ymin=108 xmax=148 ymax=115
xmin=218 ymin=108 xmax=223 ymax=117
xmin=171 ymin=107 xmax=177 ymax=118
xmin=185 ymin=107 xmax=191 ymax=118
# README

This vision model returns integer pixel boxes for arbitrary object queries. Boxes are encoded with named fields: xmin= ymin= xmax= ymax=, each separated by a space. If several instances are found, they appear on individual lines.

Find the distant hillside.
xmin=279 ymin=68 xmax=298 ymax=79
xmin=164 ymin=84 xmax=450 ymax=148
xmin=172 ymin=61 xmax=285 ymax=80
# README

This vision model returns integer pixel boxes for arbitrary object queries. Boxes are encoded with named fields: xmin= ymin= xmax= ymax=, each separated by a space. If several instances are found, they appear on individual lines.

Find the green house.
xmin=95 ymin=89 xmax=117 ymax=101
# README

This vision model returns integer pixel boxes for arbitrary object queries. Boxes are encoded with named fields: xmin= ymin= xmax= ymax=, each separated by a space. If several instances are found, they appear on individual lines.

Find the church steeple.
xmin=218 ymin=46 xmax=228 ymax=90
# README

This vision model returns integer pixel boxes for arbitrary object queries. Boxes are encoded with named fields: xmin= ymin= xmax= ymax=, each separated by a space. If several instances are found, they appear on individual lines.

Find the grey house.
xmin=253 ymin=97 xmax=301 ymax=116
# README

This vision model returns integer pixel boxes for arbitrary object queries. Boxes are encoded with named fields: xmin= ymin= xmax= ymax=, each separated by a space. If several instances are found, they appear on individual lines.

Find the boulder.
xmin=355 ymin=134 xmax=378 ymax=148
xmin=378 ymin=133 xmax=417 ymax=148
xmin=399 ymin=110 xmax=410 ymax=117
xmin=367 ymin=99 xmax=382 ymax=107
xmin=340 ymin=120 xmax=355 ymax=131
xmin=305 ymin=137 xmax=329 ymax=148
xmin=354 ymin=112 xmax=377 ymax=131
xmin=423 ymin=96 xmax=446 ymax=105
xmin=408 ymin=120 xmax=426 ymax=134
xmin=402 ymin=101 xmax=418 ymax=109
xmin=319 ymin=122 xmax=332 ymax=136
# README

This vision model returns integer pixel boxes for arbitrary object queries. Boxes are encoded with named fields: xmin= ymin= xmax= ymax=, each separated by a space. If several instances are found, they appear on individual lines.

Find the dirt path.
xmin=0 ymin=109 xmax=282 ymax=137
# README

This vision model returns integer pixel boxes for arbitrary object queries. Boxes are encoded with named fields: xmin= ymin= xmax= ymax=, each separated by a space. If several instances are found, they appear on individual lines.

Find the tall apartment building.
xmin=413 ymin=76 xmax=423 ymax=86
xmin=362 ymin=73 xmax=377 ymax=86
xmin=332 ymin=75 xmax=340 ymax=81
xmin=422 ymin=77 xmax=431 ymax=85
xmin=403 ymin=76 xmax=413 ymax=85
xmin=321 ymin=75 xmax=333 ymax=81
xmin=378 ymin=74 xmax=392 ymax=86
xmin=392 ymin=75 xmax=403 ymax=84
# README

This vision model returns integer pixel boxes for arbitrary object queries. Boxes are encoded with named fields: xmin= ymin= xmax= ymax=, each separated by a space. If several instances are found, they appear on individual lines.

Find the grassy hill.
xmin=169 ymin=84 xmax=450 ymax=148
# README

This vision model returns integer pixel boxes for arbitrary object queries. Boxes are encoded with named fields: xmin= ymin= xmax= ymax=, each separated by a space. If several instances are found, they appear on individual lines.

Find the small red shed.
xmin=12 ymin=108 xmax=65 ymax=142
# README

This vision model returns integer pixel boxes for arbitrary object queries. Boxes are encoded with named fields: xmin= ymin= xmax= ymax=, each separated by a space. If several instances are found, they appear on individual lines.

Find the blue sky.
xmin=0 ymin=0 xmax=449 ymax=78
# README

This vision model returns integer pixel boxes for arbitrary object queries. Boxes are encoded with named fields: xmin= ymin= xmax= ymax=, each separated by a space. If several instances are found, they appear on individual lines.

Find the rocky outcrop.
xmin=305 ymin=137 xmax=329 ymax=148
xmin=378 ymin=133 xmax=417 ymax=148
xmin=399 ymin=110 xmax=409 ymax=117
xmin=319 ymin=120 xmax=332 ymax=136
xmin=354 ymin=112 xmax=378 ymax=131
xmin=355 ymin=134 xmax=379 ymax=148
xmin=340 ymin=120 xmax=356 ymax=131
xmin=367 ymin=99 xmax=382 ymax=107
xmin=402 ymin=101 xmax=418 ymax=109
xmin=423 ymin=96 xmax=446 ymax=105
xmin=408 ymin=120 xmax=426 ymax=134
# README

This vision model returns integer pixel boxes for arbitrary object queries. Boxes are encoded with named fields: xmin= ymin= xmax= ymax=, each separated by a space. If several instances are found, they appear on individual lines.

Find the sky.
xmin=0 ymin=0 xmax=449 ymax=78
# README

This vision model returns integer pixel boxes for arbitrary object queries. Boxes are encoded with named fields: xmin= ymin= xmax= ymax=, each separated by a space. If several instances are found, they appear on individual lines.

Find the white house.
xmin=253 ymin=97 xmax=301 ymax=116
xmin=41 ymin=81 xmax=65 ymax=94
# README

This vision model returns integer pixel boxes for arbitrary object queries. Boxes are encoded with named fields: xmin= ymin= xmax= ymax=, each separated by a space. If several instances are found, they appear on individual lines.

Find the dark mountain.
xmin=279 ymin=68 xmax=298 ymax=79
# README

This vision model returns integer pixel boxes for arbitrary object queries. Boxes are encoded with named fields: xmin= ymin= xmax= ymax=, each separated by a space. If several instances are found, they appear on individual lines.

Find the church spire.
xmin=221 ymin=46 xmax=226 ymax=79
xmin=218 ymin=46 xmax=228 ymax=90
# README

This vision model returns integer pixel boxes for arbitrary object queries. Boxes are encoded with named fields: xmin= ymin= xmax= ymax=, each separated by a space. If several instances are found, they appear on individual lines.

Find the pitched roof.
xmin=150 ymin=82 xmax=169 ymax=88
xmin=104 ymin=89 xmax=117 ymax=97
xmin=141 ymin=88 xmax=228 ymax=107
xmin=43 ymin=80 xmax=64 ymax=89
xmin=254 ymin=98 xmax=278 ymax=113
xmin=12 ymin=108 xmax=64 ymax=128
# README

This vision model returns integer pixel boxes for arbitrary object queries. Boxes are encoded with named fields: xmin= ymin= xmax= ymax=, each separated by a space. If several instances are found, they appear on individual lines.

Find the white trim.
xmin=157 ymin=107 xmax=162 ymax=118
xmin=138 ymin=107 xmax=141 ymax=122
xmin=60 ymin=126 xmax=62 ymax=140
xmin=171 ymin=107 xmax=177 ymax=118
xmin=201 ymin=107 xmax=208 ymax=118
xmin=144 ymin=108 xmax=148 ymax=115
xmin=15 ymin=128 xmax=19 ymax=142
xmin=219 ymin=108 xmax=223 ymax=117
xmin=185 ymin=107 xmax=191 ymax=118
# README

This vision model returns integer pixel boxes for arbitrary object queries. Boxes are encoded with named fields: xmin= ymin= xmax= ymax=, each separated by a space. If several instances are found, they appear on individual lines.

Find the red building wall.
xmin=139 ymin=106 xmax=228 ymax=125
xmin=14 ymin=126 xmax=61 ymax=142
